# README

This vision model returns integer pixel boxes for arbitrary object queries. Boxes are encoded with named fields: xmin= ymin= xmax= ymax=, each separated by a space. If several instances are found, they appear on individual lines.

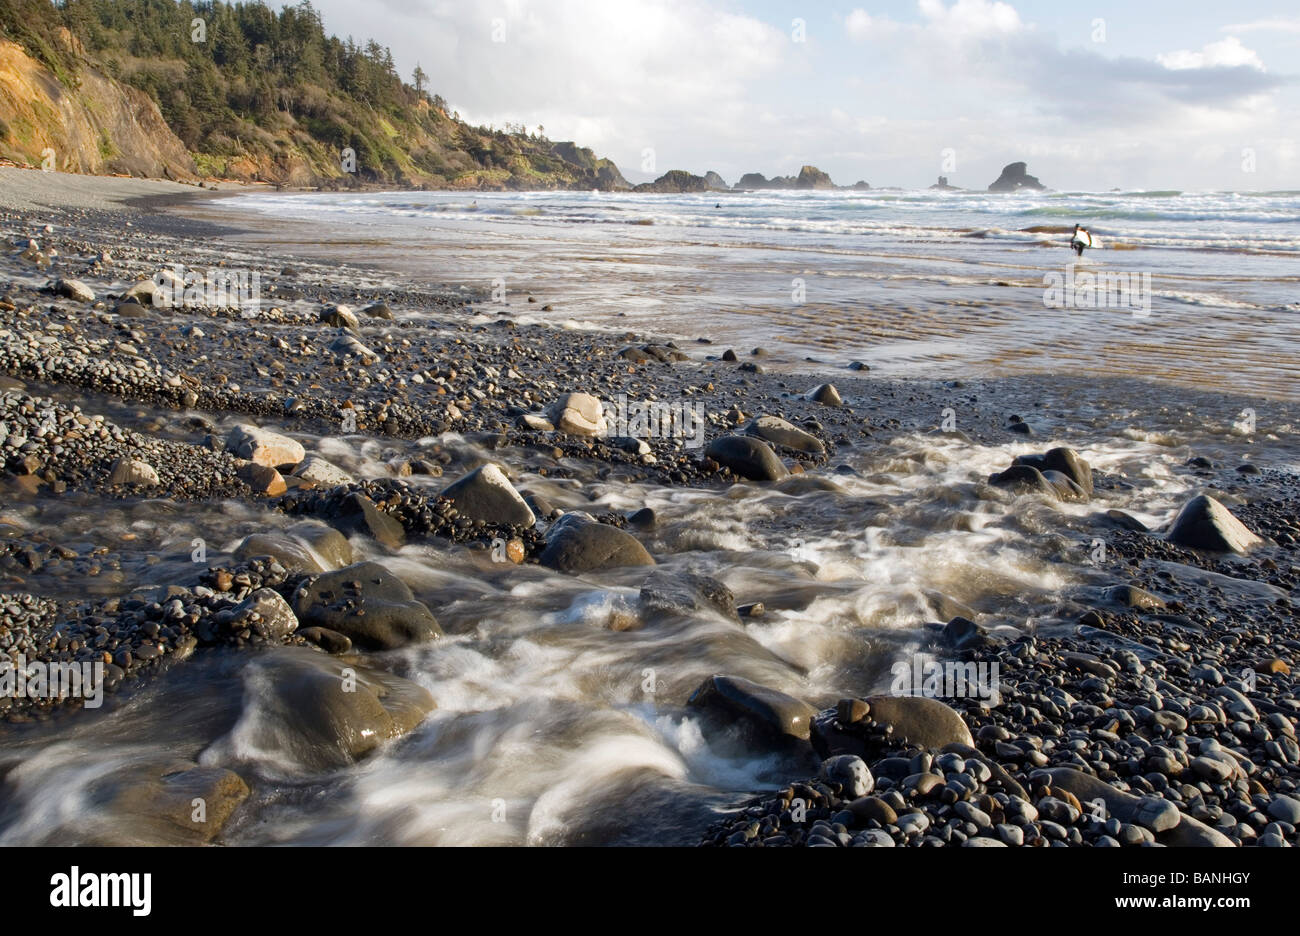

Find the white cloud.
xmin=301 ymin=0 xmax=1299 ymax=189
xmin=1220 ymin=18 xmax=1300 ymax=34
xmin=1158 ymin=36 xmax=1266 ymax=71
xmin=846 ymin=0 xmax=1022 ymax=44
xmin=844 ymin=10 xmax=896 ymax=41
xmin=917 ymin=0 xmax=1023 ymax=39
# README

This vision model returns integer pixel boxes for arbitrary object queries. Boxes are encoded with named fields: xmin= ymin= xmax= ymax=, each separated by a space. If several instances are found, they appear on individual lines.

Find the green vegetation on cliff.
xmin=0 ymin=0 xmax=629 ymax=189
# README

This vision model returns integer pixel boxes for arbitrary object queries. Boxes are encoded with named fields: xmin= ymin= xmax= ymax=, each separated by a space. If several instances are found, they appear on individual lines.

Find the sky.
xmin=291 ymin=0 xmax=1300 ymax=191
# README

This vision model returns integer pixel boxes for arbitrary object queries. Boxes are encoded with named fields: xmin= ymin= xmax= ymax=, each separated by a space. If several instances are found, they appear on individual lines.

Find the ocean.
xmin=210 ymin=187 xmax=1300 ymax=400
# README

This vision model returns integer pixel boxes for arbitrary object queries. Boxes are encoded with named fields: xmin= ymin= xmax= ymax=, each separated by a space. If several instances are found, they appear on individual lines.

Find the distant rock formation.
xmin=988 ymin=162 xmax=1046 ymax=193
xmin=847 ymin=180 xmax=871 ymax=191
xmin=795 ymin=165 xmax=834 ymax=189
xmin=732 ymin=166 xmax=836 ymax=191
xmin=632 ymin=170 xmax=710 ymax=193
xmin=703 ymin=171 xmax=729 ymax=192
xmin=930 ymin=176 xmax=960 ymax=191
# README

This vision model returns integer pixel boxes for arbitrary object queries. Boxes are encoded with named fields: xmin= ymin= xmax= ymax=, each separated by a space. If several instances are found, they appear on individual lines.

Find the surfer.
xmin=1071 ymin=224 xmax=1092 ymax=257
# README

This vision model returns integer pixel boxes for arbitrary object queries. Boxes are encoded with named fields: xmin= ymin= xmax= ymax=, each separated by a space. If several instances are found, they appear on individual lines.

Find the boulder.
xmin=704 ymin=435 xmax=788 ymax=481
xmin=860 ymin=695 xmax=973 ymax=750
xmin=547 ymin=392 xmax=606 ymax=436
xmin=1014 ymin=447 xmax=1093 ymax=497
xmin=820 ymin=754 xmax=874 ymax=798
xmin=292 ymin=560 xmax=441 ymax=650
xmin=811 ymin=694 xmax=973 ymax=759
xmin=123 ymin=278 xmax=163 ymax=306
xmin=225 ymin=424 xmax=305 ymax=469
xmin=72 ymin=758 xmax=250 ymax=845
xmin=805 ymin=383 xmax=842 ymax=406
xmin=328 ymin=332 xmax=381 ymax=364
xmin=292 ymin=454 xmax=354 ymax=487
xmin=742 ymin=415 xmax=825 ymax=454
xmin=987 ymin=161 xmax=1046 ymax=193
xmin=237 ymin=462 xmax=287 ymax=496
xmin=287 ymin=521 xmax=354 ymax=569
xmin=216 ymin=587 xmax=299 ymax=642
xmin=54 ymin=278 xmax=95 ymax=302
xmin=235 ymin=524 xmax=352 ymax=575
xmin=225 ymin=647 xmax=434 ymax=769
xmin=639 ymin=569 xmax=739 ymax=624
xmin=333 ymin=492 xmax=405 ymax=550
xmin=1041 ymin=469 xmax=1088 ymax=502
xmin=1037 ymin=767 xmax=1180 ymax=833
xmin=1103 ymin=584 xmax=1165 ymax=610
xmin=107 ymin=457 xmax=160 ymax=486
xmin=438 ymin=463 xmax=535 ymax=526
xmin=1167 ymin=494 xmax=1262 ymax=553
xmin=987 ymin=464 xmax=1058 ymax=498
xmin=688 ymin=674 xmax=818 ymax=745
xmin=538 ymin=512 xmax=654 ymax=573
xmin=319 ymin=304 xmax=360 ymax=330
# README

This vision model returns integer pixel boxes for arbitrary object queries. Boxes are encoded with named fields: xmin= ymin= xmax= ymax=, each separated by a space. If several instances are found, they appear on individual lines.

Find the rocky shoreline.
xmin=0 ymin=178 xmax=1296 ymax=847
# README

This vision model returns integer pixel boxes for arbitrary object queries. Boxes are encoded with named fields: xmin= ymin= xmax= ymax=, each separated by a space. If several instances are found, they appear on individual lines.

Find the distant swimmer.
xmin=715 ymin=203 xmax=721 ymax=208
xmin=1071 ymin=224 xmax=1096 ymax=256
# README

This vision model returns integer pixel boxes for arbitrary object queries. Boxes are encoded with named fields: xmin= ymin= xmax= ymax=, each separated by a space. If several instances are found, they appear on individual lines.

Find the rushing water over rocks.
xmin=0 ymin=184 xmax=1297 ymax=846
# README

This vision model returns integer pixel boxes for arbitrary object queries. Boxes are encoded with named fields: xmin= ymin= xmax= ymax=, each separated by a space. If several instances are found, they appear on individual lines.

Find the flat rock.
xmin=108 ymin=457 xmax=160 ymax=486
xmin=292 ymin=454 xmax=354 ymax=487
xmin=55 ymin=278 xmax=95 ymax=302
xmin=225 ymin=424 xmax=305 ymax=469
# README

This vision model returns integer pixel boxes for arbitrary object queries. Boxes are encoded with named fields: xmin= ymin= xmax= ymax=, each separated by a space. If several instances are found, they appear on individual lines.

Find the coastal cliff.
xmin=0 ymin=0 xmax=628 ymax=190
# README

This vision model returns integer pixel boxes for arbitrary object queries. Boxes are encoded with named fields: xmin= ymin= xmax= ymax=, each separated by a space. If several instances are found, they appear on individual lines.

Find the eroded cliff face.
xmin=0 ymin=36 xmax=197 ymax=181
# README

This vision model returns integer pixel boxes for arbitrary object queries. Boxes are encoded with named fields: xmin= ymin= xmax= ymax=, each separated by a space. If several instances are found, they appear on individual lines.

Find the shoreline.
xmin=0 ymin=167 xmax=1296 ymax=846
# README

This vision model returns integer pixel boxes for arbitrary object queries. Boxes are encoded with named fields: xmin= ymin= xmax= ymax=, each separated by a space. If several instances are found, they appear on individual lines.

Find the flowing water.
xmin=2 ymin=190 xmax=1298 ymax=845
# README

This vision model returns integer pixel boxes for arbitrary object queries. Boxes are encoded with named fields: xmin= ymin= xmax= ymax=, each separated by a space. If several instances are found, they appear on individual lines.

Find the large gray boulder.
xmin=224 ymin=648 xmax=434 ymax=769
xmin=1014 ymin=447 xmax=1093 ymax=497
xmin=688 ymin=674 xmax=818 ymax=745
xmin=1167 ymin=494 xmax=1262 ymax=553
xmin=292 ymin=561 xmax=441 ymax=650
xmin=538 ymin=512 xmax=654 ymax=573
xmin=438 ymin=463 xmax=535 ymax=526
xmin=705 ymin=435 xmax=788 ymax=481
xmin=742 ymin=415 xmax=825 ymax=454
xmin=639 ymin=569 xmax=739 ymax=624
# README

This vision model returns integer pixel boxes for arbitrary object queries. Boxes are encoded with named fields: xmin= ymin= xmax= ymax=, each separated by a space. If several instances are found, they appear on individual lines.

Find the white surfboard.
xmin=1072 ymin=229 xmax=1101 ymax=250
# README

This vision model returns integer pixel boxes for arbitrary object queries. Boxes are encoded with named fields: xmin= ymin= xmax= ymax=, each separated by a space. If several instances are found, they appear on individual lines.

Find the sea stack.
xmin=987 ymin=162 xmax=1046 ymax=193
